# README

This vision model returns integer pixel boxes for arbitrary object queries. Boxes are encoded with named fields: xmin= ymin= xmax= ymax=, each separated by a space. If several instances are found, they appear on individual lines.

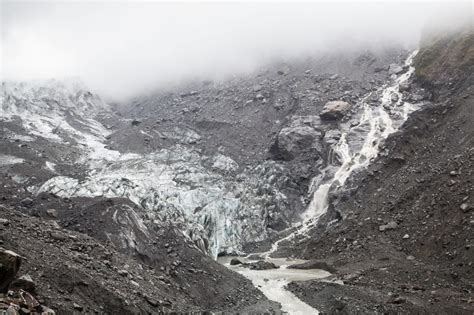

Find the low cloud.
xmin=1 ymin=1 xmax=472 ymax=100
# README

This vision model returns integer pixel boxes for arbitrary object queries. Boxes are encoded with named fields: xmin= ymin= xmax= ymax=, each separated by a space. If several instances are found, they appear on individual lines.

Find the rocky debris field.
xmin=0 ymin=45 xmax=412 ymax=260
xmin=1 ymin=27 xmax=471 ymax=313
xmin=0 ymin=203 xmax=280 ymax=314
xmin=0 ymin=246 xmax=55 ymax=314
xmin=281 ymin=28 xmax=474 ymax=314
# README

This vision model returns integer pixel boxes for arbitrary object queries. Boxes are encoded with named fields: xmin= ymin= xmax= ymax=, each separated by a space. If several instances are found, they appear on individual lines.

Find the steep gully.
xmin=219 ymin=51 xmax=419 ymax=314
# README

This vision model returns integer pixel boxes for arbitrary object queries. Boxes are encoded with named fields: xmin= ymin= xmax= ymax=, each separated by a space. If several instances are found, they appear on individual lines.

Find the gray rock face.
xmin=324 ymin=129 xmax=342 ymax=146
xmin=10 ymin=274 xmax=35 ymax=293
xmin=212 ymin=154 xmax=239 ymax=172
xmin=391 ymin=93 xmax=399 ymax=103
xmin=319 ymin=101 xmax=352 ymax=120
xmin=399 ymin=81 xmax=411 ymax=92
xmin=287 ymin=260 xmax=336 ymax=273
xmin=0 ymin=248 xmax=21 ymax=293
xmin=242 ymin=260 xmax=279 ymax=270
xmin=389 ymin=63 xmax=404 ymax=75
xmin=379 ymin=221 xmax=398 ymax=232
xmin=277 ymin=126 xmax=323 ymax=160
xmin=45 ymin=209 xmax=57 ymax=218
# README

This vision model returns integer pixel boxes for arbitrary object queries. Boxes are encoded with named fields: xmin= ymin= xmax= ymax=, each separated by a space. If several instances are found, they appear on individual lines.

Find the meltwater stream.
xmin=221 ymin=51 xmax=420 ymax=314
xmin=219 ymin=257 xmax=330 ymax=315
xmin=303 ymin=50 xmax=419 ymax=222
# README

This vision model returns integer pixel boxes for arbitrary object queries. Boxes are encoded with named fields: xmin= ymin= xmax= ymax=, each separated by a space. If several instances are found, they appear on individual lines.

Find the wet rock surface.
xmin=241 ymin=261 xmax=280 ymax=271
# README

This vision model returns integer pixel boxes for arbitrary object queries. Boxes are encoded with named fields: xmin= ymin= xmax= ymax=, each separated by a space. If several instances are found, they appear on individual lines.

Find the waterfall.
xmin=303 ymin=50 xmax=419 ymax=223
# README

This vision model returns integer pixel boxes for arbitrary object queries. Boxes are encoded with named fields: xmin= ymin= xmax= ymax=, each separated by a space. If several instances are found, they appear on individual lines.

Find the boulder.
xmin=379 ymin=221 xmax=398 ymax=232
xmin=229 ymin=258 xmax=242 ymax=266
xmin=73 ymin=303 xmax=83 ymax=311
xmin=0 ymin=249 xmax=22 ymax=293
xmin=289 ymin=116 xmax=322 ymax=129
xmin=391 ymin=93 xmax=399 ymax=103
xmin=49 ymin=231 xmax=68 ymax=241
xmin=287 ymin=260 xmax=336 ymax=273
xmin=20 ymin=198 xmax=33 ymax=207
xmin=324 ymin=129 xmax=342 ymax=145
xmin=45 ymin=209 xmax=57 ymax=218
xmin=131 ymin=120 xmax=141 ymax=126
xmin=276 ymin=126 xmax=323 ymax=160
xmin=460 ymin=203 xmax=471 ymax=212
xmin=399 ymin=82 xmax=411 ymax=92
xmin=319 ymin=101 xmax=351 ymax=120
xmin=212 ymin=154 xmax=239 ymax=172
xmin=388 ymin=63 xmax=404 ymax=75
xmin=243 ymin=260 xmax=279 ymax=270
xmin=253 ymin=84 xmax=262 ymax=92
xmin=10 ymin=274 xmax=35 ymax=294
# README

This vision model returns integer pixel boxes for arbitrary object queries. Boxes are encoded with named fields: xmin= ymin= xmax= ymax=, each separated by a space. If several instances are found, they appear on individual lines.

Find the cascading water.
xmin=228 ymin=51 xmax=421 ymax=315
xmin=303 ymin=50 xmax=419 ymax=223
xmin=259 ymin=51 xmax=420 ymax=260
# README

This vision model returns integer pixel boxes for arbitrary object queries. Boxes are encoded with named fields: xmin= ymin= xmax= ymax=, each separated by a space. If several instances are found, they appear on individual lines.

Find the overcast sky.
xmin=1 ymin=1 xmax=472 ymax=99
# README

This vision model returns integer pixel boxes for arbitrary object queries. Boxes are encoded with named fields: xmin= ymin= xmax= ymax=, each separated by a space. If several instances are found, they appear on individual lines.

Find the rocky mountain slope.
xmin=0 ymin=81 xmax=282 ymax=313
xmin=1 ymin=26 xmax=470 ymax=313
xmin=283 ymin=27 xmax=474 ymax=314
xmin=0 ymin=47 xmax=410 ymax=313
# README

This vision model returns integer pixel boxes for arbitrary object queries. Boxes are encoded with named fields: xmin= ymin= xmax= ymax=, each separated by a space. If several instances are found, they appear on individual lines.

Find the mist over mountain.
xmin=2 ymin=1 xmax=471 ymax=100
xmin=0 ymin=1 xmax=473 ymax=314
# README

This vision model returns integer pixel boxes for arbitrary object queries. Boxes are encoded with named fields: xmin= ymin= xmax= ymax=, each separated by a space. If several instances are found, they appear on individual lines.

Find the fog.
xmin=1 ymin=1 xmax=472 ymax=100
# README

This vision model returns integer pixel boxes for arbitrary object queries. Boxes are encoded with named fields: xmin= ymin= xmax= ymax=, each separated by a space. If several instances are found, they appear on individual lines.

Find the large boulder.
xmin=290 ymin=115 xmax=322 ymax=129
xmin=230 ymin=258 xmax=243 ymax=266
xmin=243 ymin=260 xmax=279 ymax=270
xmin=388 ymin=63 xmax=404 ymax=75
xmin=276 ymin=126 xmax=323 ymax=161
xmin=0 ymin=248 xmax=22 ymax=293
xmin=287 ymin=260 xmax=336 ymax=273
xmin=319 ymin=101 xmax=351 ymax=120
xmin=212 ymin=154 xmax=239 ymax=172
xmin=10 ymin=274 xmax=36 ymax=294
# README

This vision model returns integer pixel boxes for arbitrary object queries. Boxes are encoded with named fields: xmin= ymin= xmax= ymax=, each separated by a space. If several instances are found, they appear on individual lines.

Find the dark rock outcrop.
xmin=276 ymin=126 xmax=323 ymax=161
xmin=0 ymin=248 xmax=21 ymax=293
xmin=242 ymin=261 xmax=279 ymax=270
